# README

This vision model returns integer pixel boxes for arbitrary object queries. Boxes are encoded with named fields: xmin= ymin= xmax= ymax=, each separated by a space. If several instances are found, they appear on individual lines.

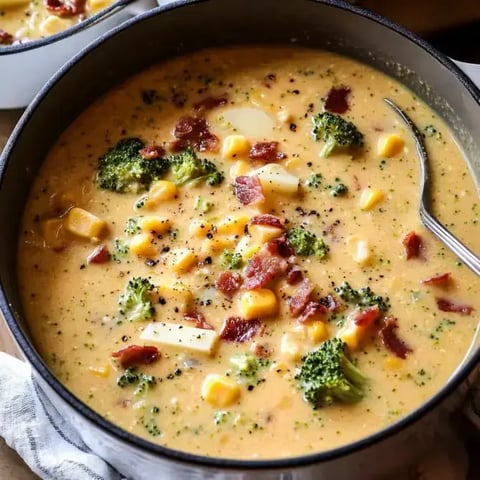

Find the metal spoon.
xmin=384 ymin=97 xmax=480 ymax=276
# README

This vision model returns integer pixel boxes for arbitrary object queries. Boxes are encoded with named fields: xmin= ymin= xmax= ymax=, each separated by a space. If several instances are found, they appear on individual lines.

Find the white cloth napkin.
xmin=0 ymin=351 xmax=474 ymax=480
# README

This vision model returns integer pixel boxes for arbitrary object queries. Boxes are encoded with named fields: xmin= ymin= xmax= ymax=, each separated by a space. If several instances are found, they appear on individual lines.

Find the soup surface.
xmin=0 ymin=0 xmax=113 ymax=44
xmin=18 ymin=46 xmax=480 ymax=459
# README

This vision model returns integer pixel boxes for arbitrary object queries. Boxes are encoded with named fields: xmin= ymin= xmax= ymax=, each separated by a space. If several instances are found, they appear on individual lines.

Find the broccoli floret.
xmin=125 ymin=217 xmax=141 ymax=236
xmin=117 ymin=367 xmax=139 ymax=387
xmin=423 ymin=124 xmax=442 ymax=140
xmin=118 ymin=277 xmax=155 ymax=322
xmin=306 ymin=173 xmax=322 ymax=189
xmin=229 ymin=353 xmax=269 ymax=386
xmin=169 ymin=148 xmax=224 ymax=186
xmin=287 ymin=227 xmax=329 ymax=259
xmin=334 ymin=282 xmax=389 ymax=312
xmin=134 ymin=374 xmax=156 ymax=396
xmin=117 ymin=368 xmax=156 ymax=396
xmin=112 ymin=238 xmax=130 ymax=263
xmin=97 ymin=138 xmax=169 ymax=193
xmin=295 ymin=338 xmax=368 ymax=408
xmin=194 ymin=196 xmax=214 ymax=213
xmin=330 ymin=182 xmax=348 ymax=197
xmin=312 ymin=112 xmax=364 ymax=158
xmin=221 ymin=249 xmax=243 ymax=270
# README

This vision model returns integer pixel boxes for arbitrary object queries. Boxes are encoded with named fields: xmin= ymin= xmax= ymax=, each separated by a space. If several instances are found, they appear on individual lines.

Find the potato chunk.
xmin=169 ymin=248 xmax=197 ymax=274
xmin=64 ymin=207 xmax=106 ymax=240
xmin=222 ymin=135 xmax=251 ymax=160
xmin=130 ymin=233 xmax=156 ymax=257
xmin=252 ymin=163 xmax=299 ymax=196
xmin=239 ymin=289 xmax=278 ymax=319
xmin=202 ymin=374 xmax=241 ymax=407
xmin=41 ymin=218 xmax=67 ymax=249
xmin=359 ymin=188 xmax=385 ymax=211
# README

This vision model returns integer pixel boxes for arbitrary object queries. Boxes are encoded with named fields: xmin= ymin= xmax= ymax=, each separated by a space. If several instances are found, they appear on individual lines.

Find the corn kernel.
xmin=155 ymin=283 xmax=194 ymax=313
xmin=337 ymin=323 xmax=365 ymax=351
xmin=129 ymin=233 xmax=156 ymax=257
xmin=385 ymin=356 xmax=403 ymax=370
xmin=88 ymin=364 xmax=111 ymax=378
xmin=360 ymin=187 xmax=385 ymax=211
xmin=248 ymin=224 xmax=283 ymax=244
xmin=144 ymin=181 xmax=178 ymax=208
xmin=346 ymin=235 xmax=372 ymax=266
xmin=222 ymin=135 xmax=251 ymax=160
xmin=202 ymin=374 xmax=241 ymax=407
xmin=239 ymin=289 xmax=277 ymax=320
xmin=64 ymin=207 xmax=107 ymax=240
xmin=229 ymin=160 xmax=251 ymax=180
xmin=200 ymin=237 xmax=235 ymax=255
xmin=377 ymin=133 xmax=405 ymax=158
xmin=138 ymin=216 xmax=171 ymax=234
xmin=87 ymin=0 xmax=110 ymax=11
xmin=308 ymin=322 xmax=329 ymax=344
xmin=169 ymin=248 xmax=197 ymax=273
xmin=189 ymin=219 xmax=213 ymax=238
xmin=216 ymin=215 xmax=250 ymax=236
xmin=41 ymin=218 xmax=67 ymax=249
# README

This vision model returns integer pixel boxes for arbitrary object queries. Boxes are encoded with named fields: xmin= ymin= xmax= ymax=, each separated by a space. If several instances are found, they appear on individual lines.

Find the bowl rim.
xmin=1 ymin=0 xmax=480 ymax=471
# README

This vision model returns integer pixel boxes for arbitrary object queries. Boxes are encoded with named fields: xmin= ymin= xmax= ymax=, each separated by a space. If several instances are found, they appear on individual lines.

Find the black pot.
xmin=1 ymin=1 xmax=479 ymax=478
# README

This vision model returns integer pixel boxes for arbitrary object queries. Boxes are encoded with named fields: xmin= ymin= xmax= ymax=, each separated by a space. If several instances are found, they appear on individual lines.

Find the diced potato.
xmin=144 ymin=181 xmax=178 ymax=209
xmin=201 ymin=374 xmax=241 ymax=408
xmin=189 ymin=219 xmax=213 ymax=238
xmin=200 ymin=236 xmax=235 ymax=256
xmin=41 ymin=218 xmax=67 ymax=249
xmin=138 ymin=216 xmax=171 ymax=234
xmin=234 ymin=236 xmax=260 ymax=260
xmin=337 ymin=321 xmax=368 ymax=351
xmin=222 ymin=135 xmax=251 ymax=160
xmin=216 ymin=214 xmax=250 ymax=236
xmin=377 ymin=133 xmax=405 ymax=158
xmin=360 ymin=187 xmax=385 ymax=211
xmin=88 ymin=364 xmax=111 ymax=378
xmin=248 ymin=224 xmax=283 ymax=244
xmin=308 ymin=322 xmax=329 ymax=344
xmin=346 ymin=235 xmax=372 ymax=266
xmin=252 ymin=163 xmax=299 ymax=196
xmin=280 ymin=328 xmax=306 ymax=362
xmin=155 ymin=283 xmax=194 ymax=313
xmin=169 ymin=248 xmax=197 ymax=273
xmin=284 ymin=157 xmax=302 ymax=170
xmin=229 ymin=160 xmax=251 ymax=180
xmin=39 ymin=15 xmax=71 ymax=36
xmin=239 ymin=289 xmax=278 ymax=320
xmin=129 ymin=233 xmax=156 ymax=257
xmin=64 ymin=207 xmax=106 ymax=240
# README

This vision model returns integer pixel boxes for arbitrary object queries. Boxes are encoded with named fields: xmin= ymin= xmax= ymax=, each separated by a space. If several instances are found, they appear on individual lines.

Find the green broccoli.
xmin=118 ymin=277 xmax=155 ymax=322
xmin=111 ymin=238 xmax=130 ymax=263
xmin=134 ymin=374 xmax=156 ymax=396
xmin=117 ymin=367 xmax=139 ymax=387
xmin=287 ymin=227 xmax=329 ymax=259
xmin=125 ymin=217 xmax=141 ymax=235
xmin=221 ymin=249 xmax=243 ymax=270
xmin=295 ymin=338 xmax=368 ymax=408
xmin=169 ymin=148 xmax=224 ymax=186
xmin=116 ymin=367 xmax=156 ymax=396
xmin=97 ymin=138 xmax=169 ymax=193
xmin=334 ymin=282 xmax=389 ymax=312
xmin=330 ymin=182 xmax=348 ymax=197
xmin=312 ymin=112 xmax=364 ymax=158
xmin=229 ymin=353 xmax=269 ymax=386
xmin=194 ymin=196 xmax=214 ymax=213
xmin=306 ymin=173 xmax=322 ymax=189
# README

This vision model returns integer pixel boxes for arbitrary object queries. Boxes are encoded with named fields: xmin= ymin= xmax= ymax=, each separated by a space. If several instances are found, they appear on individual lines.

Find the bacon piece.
xmin=402 ymin=231 xmax=422 ymax=259
xmin=287 ymin=278 xmax=313 ymax=317
xmin=422 ymin=272 xmax=451 ymax=287
xmin=286 ymin=264 xmax=303 ymax=285
xmin=352 ymin=175 xmax=361 ymax=191
xmin=436 ymin=297 xmax=473 ymax=316
xmin=220 ymin=317 xmax=261 ymax=342
xmin=298 ymin=301 xmax=328 ymax=323
xmin=193 ymin=96 xmax=228 ymax=112
xmin=266 ymin=235 xmax=294 ymax=258
xmin=233 ymin=175 xmax=265 ymax=206
xmin=319 ymin=294 xmax=342 ymax=312
xmin=172 ymin=116 xmax=218 ymax=152
xmin=184 ymin=311 xmax=214 ymax=330
xmin=87 ymin=244 xmax=110 ymax=264
xmin=250 ymin=214 xmax=284 ymax=230
xmin=139 ymin=145 xmax=165 ymax=159
xmin=249 ymin=141 xmax=285 ymax=162
xmin=378 ymin=317 xmax=412 ymax=359
xmin=250 ymin=341 xmax=271 ymax=358
xmin=112 ymin=345 xmax=159 ymax=369
xmin=353 ymin=305 xmax=381 ymax=327
xmin=324 ymin=86 xmax=351 ymax=114
xmin=215 ymin=271 xmax=243 ymax=296
xmin=0 ymin=30 xmax=14 ymax=45
xmin=44 ymin=0 xmax=86 ymax=17
xmin=244 ymin=253 xmax=288 ymax=289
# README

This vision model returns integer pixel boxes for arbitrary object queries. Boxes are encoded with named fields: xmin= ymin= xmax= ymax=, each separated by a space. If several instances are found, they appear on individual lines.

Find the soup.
xmin=18 ymin=46 xmax=479 ymax=459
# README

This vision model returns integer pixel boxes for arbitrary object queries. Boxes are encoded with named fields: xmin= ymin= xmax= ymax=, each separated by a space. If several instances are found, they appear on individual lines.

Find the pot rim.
xmin=1 ymin=0 xmax=479 ymax=471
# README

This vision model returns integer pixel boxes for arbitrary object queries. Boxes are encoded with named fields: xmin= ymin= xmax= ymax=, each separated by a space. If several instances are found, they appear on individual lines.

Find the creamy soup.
xmin=0 ymin=0 xmax=113 ymax=44
xmin=18 ymin=46 xmax=480 ymax=459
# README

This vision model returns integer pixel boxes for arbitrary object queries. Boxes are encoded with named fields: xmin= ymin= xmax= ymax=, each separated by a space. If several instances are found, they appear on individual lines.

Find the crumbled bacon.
xmin=87 ymin=245 xmax=110 ymax=264
xmin=249 ymin=142 xmax=285 ymax=162
xmin=193 ymin=96 xmax=228 ymax=112
xmin=139 ymin=145 xmax=165 ymax=159
xmin=184 ymin=311 xmax=214 ymax=330
xmin=324 ymin=86 xmax=351 ymax=114
xmin=112 ymin=345 xmax=159 ymax=369
xmin=319 ymin=294 xmax=342 ymax=312
xmin=352 ymin=175 xmax=361 ymax=191
xmin=436 ymin=298 xmax=473 ymax=316
xmin=250 ymin=341 xmax=271 ymax=358
xmin=402 ymin=231 xmax=422 ymax=259
xmin=44 ymin=0 xmax=86 ymax=17
xmin=233 ymin=175 xmax=265 ymax=206
xmin=421 ymin=272 xmax=451 ymax=287
xmin=287 ymin=279 xmax=313 ymax=317
xmin=353 ymin=305 xmax=381 ymax=327
xmin=286 ymin=264 xmax=303 ymax=285
xmin=0 ymin=30 xmax=13 ymax=45
xmin=250 ymin=214 xmax=284 ymax=230
xmin=215 ymin=271 xmax=243 ymax=296
xmin=172 ymin=116 xmax=218 ymax=152
xmin=298 ymin=301 xmax=328 ymax=323
xmin=378 ymin=317 xmax=412 ymax=359
xmin=266 ymin=235 xmax=295 ymax=258
xmin=220 ymin=317 xmax=261 ymax=342
xmin=244 ymin=253 xmax=288 ymax=289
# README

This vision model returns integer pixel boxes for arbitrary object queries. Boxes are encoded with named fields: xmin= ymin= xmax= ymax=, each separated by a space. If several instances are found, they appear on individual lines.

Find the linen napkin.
xmin=0 ymin=351 xmax=475 ymax=480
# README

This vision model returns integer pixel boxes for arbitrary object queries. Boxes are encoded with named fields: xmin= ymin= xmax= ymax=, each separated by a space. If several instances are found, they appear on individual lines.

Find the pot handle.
xmin=452 ymin=59 xmax=480 ymax=89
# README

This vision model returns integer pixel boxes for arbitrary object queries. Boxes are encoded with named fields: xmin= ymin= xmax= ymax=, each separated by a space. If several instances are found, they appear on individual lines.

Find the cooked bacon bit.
xmin=352 ymin=175 xmax=361 ymax=191
xmin=288 ymin=279 xmax=314 ymax=317
xmin=0 ymin=30 xmax=14 ymax=45
xmin=112 ymin=345 xmax=159 ymax=369
xmin=436 ymin=297 xmax=473 ymax=316
xmin=172 ymin=116 xmax=218 ymax=152
xmin=184 ymin=311 xmax=214 ymax=330
xmin=299 ymin=301 xmax=328 ymax=323
xmin=249 ymin=142 xmax=285 ymax=162
xmin=266 ymin=235 xmax=294 ymax=258
xmin=44 ymin=0 xmax=86 ymax=17
xmin=250 ymin=341 xmax=271 ymax=358
xmin=250 ymin=214 xmax=284 ymax=230
xmin=378 ymin=317 xmax=412 ymax=359
xmin=286 ymin=264 xmax=303 ymax=285
xmin=220 ymin=317 xmax=261 ymax=342
xmin=353 ymin=305 xmax=381 ymax=327
xmin=324 ymin=86 xmax=351 ymax=114
xmin=193 ymin=96 xmax=228 ymax=112
xmin=244 ymin=253 xmax=288 ymax=289
xmin=139 ymin=145 xmax=165 ymax=159
xmin=402 ymin=231 xmax=422 ymax=259
xmin=422 ymin=272 xmax=451 ymax=287
xmin=216 ymin=271 xmax=243 ymax=296
xmin=87 ymin=244 xmax=110 ymax=264
xmin=319 ymin=294 xmax=342 ymax=312
xmin=233 ymin=175 xmax=265 ymax=206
